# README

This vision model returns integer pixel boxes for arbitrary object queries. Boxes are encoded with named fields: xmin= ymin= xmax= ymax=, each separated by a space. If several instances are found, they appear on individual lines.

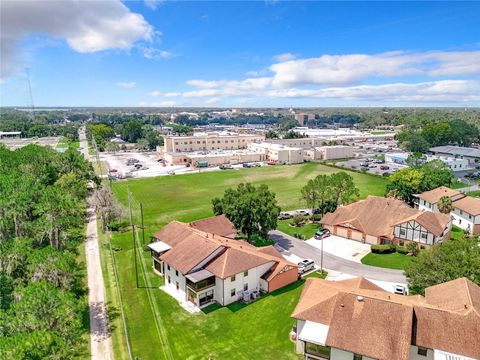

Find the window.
xmin=244 ymin=270 xmax=248 ymax=277
xmin=417 ymin=347 xmax=428 ymax=356
xmin=231 ymin=275 xmax=236 ymax=282
xmin=421 ymin=233 xmax=428 ymax=239
xmin=167 ymin=264 xmax=170 ymax=271
xmin=244 ymin=283 xmax=248 ymax=291
xmin=353 ymin=354 xmax=362 ymax=360
xmin=231 ymin=289 xmax=236 ymax=297
xmin=305 ymin=342 xmax=330 ymax=359
xmin=400 ymin=229 xmax=406 ymax=236
xmin=175 ymin=270 xmax=179 ymax=276
xmin=167 ymin=276 xmax=171 ymax=284
xmin=176 ymin=282 xmax=179 ymax=290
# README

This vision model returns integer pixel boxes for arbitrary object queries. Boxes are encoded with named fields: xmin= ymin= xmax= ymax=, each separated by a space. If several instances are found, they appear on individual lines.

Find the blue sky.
xmin=1 ymin=1 xmax=479 ymax=107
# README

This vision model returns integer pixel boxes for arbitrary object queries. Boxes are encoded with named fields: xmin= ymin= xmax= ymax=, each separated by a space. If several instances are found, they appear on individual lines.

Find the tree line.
xmin=0 ymin=144 xmax=96 ymax=359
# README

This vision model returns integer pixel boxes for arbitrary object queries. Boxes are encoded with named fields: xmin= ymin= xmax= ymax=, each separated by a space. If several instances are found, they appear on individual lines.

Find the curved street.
xmin=269 ymin=230 xmax=407 ymax=284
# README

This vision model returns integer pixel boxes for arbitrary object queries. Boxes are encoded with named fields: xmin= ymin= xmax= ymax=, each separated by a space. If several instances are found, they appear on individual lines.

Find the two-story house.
xmin=147 ymin=215 xmax=298 ymax=309
xmin=320 ymin=196 xmax=452 ymax=247
xmin=292 ymin=277 xmax=480 ymax=360
xmin=416 ymin=186 xmax=480 ymax=234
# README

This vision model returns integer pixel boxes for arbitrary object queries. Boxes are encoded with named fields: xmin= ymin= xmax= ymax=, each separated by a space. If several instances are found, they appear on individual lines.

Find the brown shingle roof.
xmin=292 ymin=277 xmax=480 ymax=360
xmin=189 ymin=214 xmax=237 ymax=237
xmin=154 ymin=218 xmax=297 ymax=280
xmin=417 ymin=186 xmax=462 ymax=204
xmin=321 ymin=196 xmax=450 ymax=238
xmin=452 ymin=196 xmax=480 ymax=216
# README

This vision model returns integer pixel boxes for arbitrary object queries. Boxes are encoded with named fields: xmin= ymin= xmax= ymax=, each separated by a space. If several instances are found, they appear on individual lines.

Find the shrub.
xmin=108 ymin=219 xmax=129 ymax=232
xmin=292 ymin=214 xmax=305 ymax=227
xmin=396 ymin=246 xmax=408 ymax=255
xmin=407 ymin=242 xmax=419 ymax=256
xmin=371 ymin=243 xmax=396 ymax=254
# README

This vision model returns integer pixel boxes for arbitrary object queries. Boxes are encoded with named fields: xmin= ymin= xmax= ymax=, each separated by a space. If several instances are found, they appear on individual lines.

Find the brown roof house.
xmin=292 ymin=277 xmax=480 ymax=360
xmin=320 ymin=196 xmax=452 ymax=247
xmin=416 ymin=186 xmax=480 ymax=235
xmin=147 ymin=215 xmax=298 ymax=310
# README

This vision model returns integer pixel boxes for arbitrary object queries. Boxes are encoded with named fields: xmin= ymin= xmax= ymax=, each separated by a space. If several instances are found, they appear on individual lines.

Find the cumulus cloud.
xmin=0 ymin=0 xmax=154 ymax=79
xmin=146 ymin=91 xmax=162 ymax=96
xmin=178 ymin=50 xmax=480 ymax=103
xmin=144 ymin=0 xmax=164 ymax=10
xmin=117 ymin=81 xmax=136 ymax=89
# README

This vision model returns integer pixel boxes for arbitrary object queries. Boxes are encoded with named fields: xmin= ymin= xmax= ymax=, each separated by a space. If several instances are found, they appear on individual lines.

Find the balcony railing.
xmin=186 ymin=276 xmax=216 ymax=292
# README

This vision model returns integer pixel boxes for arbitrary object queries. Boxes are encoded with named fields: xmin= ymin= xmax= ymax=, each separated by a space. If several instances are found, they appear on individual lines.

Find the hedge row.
xmin=371 ymin=243 xmax=396 ymax=254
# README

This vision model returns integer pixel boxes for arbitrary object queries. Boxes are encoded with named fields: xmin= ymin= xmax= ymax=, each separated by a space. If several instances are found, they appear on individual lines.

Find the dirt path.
xmin=86 ymin=200 xmax=114 ymax=360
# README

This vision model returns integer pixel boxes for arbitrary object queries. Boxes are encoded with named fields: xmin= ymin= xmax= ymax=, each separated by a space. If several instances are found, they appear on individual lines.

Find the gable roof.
xmin=417 ymin=186 xmax=462 ymax=204
xmin=452 ymin=196 xmax=480 ymax=216
xmin=292 ymin=277 xmax=480 ymax=360
xmin=321 ymin=196 xmax=450 ymax=239
xmin=153 ymin=218 xmax=296 ymax=279
xmin=189 ymin=214 xmax=237 ymax=237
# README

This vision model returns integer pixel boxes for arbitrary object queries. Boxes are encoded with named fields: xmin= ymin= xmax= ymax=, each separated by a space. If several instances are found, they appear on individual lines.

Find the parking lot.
xmin=337 ymin=158 xmax=406 ymax=176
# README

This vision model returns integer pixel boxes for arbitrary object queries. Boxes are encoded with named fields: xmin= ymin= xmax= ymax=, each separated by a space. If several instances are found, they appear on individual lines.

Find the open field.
xmin=277 ymin=219 xmax=321 ymax=239
xmin=103 ymin=163 xmax=387 ymax=359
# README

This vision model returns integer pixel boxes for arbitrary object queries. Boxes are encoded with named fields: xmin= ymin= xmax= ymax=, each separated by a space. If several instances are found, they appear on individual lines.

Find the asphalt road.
xmin=270 ymin=230 xmax=407 ymax=283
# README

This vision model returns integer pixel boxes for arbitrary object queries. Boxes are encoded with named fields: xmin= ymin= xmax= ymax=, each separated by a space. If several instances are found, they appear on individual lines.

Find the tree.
xmin=437 ymin=196 xmax=453 ymax=214
xmin=329 ymin=172 xmax=359 ymax=205
xmin=104 ymin=141 xmax=120 ymax=153
xmin=212 ymin=183 xmax=280 ymax=241
xmin=136 ymin=138 xmax=149 ymax=151
xmin=93 ymin=187 xmax=124 ymax=231
xmin=301 ymin=179 xmax=321 ymax=218
xmin=121 ymin=120 xmax=143 ymax=142
xmin=385 ymin=168 xmax=424 ymax=205
xmin=265 ymin=130 xmax=278 ymax=139
xmin=420 ymin=160 xmax=454 ymax=191
xmin=405 ymin=152 xmax=427 ymax=169
xmin=405 ymin=236 xmax=480 ymax=295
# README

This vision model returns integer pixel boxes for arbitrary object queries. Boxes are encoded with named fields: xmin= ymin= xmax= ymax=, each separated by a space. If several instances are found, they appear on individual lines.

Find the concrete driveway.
xmin=305 ymin=235 xmax=371 ymax=263
xmin=270 ymin=230 xmax=406 ymax=284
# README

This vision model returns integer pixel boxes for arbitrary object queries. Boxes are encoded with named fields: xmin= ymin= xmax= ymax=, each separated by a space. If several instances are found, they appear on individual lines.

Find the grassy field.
xmin=103 ymin=163 xmax=387 ymax=359
xmin=467 ymin=190 xmax=480 ymax=198
xmin=361 ymin=252 xmax=413 ymax=270
xmin=451 ymin=180 xmax=469 ymax=189
xmin=450 ymin=225 xmax=466 ymax=240
xmin=277 ymin=219 xmax=321 ymax=239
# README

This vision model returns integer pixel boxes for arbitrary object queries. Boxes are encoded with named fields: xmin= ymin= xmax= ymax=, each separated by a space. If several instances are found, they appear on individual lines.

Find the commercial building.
xmin=147 ymin=215 xmax=298 ymax=309
xmin=0 ymin=131 xmax=21 ymax=139
xmin=429 ymin=145 xmax=480 ymax=168
xmin=385 ymin=152 xmax=471 ymax=172
xmin=295 ymin=113 xmax=315 ymax=126
xmin=314 ymin=145 xmax=354 ymax=160
xmin=162 ymin=132 xmax=265 ymax=154
xmin=320 ymin=196 xmax=452 ymax=246
xmin=416 ymin=186 xmax=480 ymax=234
xmin=292 ymin=276 xmax=480 ymax=360
xmin=163 ymin=149 xmax=266 ymax=166
xmin=248 ymin=142 xmax=304 ymax=164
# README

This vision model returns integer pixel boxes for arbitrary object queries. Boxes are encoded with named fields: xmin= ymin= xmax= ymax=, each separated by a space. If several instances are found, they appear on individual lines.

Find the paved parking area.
xmin=305 ymin=235 xmax=371 ymax=263
xmin=337 ymin=158 xmax=405 ymax=176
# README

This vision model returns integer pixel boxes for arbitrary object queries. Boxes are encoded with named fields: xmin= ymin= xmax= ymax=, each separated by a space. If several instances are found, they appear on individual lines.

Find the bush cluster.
xmin=371 ymin=243 xmax=396 ymax=254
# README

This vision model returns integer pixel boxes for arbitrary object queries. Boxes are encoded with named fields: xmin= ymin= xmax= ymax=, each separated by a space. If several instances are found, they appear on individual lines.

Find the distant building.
xmin=295 ymin=113 xmax=315 ymax=126
xmin=248 ymin=142 xmax=304 ymax=165
xmin=429 ymin=146 xmax=480 ymax=168
xmin=0 ymin=131 xmax=21 ymax=139
xmin=161 ymin=132 xmax=264 ymax=154
xmin=314 ymin=145 xmax=354 ymax=160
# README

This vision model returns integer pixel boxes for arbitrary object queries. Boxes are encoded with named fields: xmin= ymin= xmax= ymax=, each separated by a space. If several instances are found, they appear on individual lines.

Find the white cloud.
xmin=177 ymin=49 xmax=480 ymax=104
xmin=146 ymin=91 xmax=162 ymax=96
xmin=1 ymin=0 xmax=154 ymax=79
xmin=117 ymin=81 xmax=136 ymax=89
xmin=273 ymin=52 xmax=296 ymax=62
xmin=165 ymin=92 xmax=181 ymax=97
xmin=139 ymin=46 xmax=174 ymax=59
xmin=144 ymin=0 xmax=164 ymax=10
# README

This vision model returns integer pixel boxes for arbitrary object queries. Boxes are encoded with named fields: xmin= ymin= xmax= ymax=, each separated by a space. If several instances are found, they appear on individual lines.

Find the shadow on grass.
xmin=201 ymin=279 xmax=306 ymax=315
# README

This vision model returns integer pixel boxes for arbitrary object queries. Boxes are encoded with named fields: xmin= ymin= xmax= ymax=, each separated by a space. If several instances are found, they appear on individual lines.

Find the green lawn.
xmin=361 ymin=252 xmax=413 ymax=270
xmin=451 ymin=180 xmax=468 ymax=189
xmin=466 ymin=190 xmax=480 ymax=198
xmin=303 ymin=270 xmax=328 ymax=279
xmin=450 ymin=225 xmax=466 ymax=240
xmin=277 ymin=219 xmax=321 ymax=239
xmin=104 ymin=163 xmax=387 ymax=359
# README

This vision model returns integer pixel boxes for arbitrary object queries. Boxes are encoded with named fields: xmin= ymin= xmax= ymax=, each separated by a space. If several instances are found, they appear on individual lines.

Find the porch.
xmin=185 ymin=270 xmax=216 ymax=308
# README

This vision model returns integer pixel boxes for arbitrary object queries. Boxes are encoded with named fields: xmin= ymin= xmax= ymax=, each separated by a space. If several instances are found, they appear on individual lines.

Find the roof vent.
xmin=340 ymin=303 xmax=344 ymax=307
xmin=356 ymin=296 xmax=364 ymax=302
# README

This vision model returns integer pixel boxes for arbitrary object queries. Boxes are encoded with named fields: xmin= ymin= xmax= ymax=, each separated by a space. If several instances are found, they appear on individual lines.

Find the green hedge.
xmin=396 ymin=246 xmax=408 ymax=255
xmin=371 ymin=243 xmax=396 ymax=254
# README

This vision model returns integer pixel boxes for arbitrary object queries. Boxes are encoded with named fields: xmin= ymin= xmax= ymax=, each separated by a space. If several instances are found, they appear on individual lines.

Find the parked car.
xmin=365 ymin=158 xmax=373 ymax=163
xmin=380 ymin=165 xmax=390 ymax=170
xmin=242 ymin=163 xmax=253 ymax=168
xmin=297 ymin=259 xmax=315 ymax=274
xmin=251 ymin=163 xmax=262 ymax=167
xmin=373 ymin=159 xmax=385 ymax=164
xmin=220 ymin=164 xmax=234 ymax=170
xmin=314 ymin=229 xmax=330 ymax=240
xmin=278 ymin=212 xmax=292 ymax=220
xmin=297 ymin=210 xmax=309 ymax=216
xmin=167 ymin=170 xmax=175 ymax=175
xmin=368 ymin=164 xmax=377 ymax=169
xmin=109 ymin=168 xmax=118 ymax=173
xmin=394 ymin=285 xmax=407 ymax=295
xmin=360 ymin=162 xmax=369 ymax=167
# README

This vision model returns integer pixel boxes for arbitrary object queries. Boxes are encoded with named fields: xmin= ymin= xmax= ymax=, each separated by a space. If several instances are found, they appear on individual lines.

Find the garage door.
xmin=336 ymin=227 xmax=348 ymax=238
xmin=351 ymin=231 xmax=363 ymax=241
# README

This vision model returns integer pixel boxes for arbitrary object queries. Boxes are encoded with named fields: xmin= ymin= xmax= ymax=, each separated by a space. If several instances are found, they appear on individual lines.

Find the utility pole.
xmin=25 ymin=68 xmax=36 ymax=121
xmin=320 ymin=237 xmax=324 ymax=274
xmin=140 ymin=203 xmax=145 ymax=247
xmin=128 ymin=187 xmax=139 ymax=288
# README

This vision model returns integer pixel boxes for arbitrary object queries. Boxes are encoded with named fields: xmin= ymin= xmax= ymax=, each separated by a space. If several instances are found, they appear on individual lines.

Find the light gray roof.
xmin=185 ymin=269 xmax=214 ymax=283
xmin=429 ymin=146 xmax=480 ymax=158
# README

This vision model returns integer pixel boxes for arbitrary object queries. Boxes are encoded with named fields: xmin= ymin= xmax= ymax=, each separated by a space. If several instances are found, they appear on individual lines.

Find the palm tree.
xmin=437 ymin=196 xmax=453 ymax=214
